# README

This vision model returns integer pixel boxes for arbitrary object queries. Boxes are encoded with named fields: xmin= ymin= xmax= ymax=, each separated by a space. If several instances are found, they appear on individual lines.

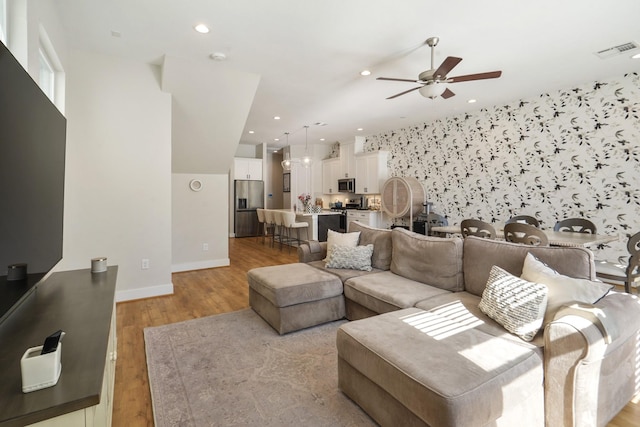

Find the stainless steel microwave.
xmin=338 ymin=178 xmax=355 ymax=193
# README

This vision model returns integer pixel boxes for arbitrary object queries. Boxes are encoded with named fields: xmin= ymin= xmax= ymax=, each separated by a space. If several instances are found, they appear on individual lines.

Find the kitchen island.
xmin=294 ymin=210 xmax=342 ymax=241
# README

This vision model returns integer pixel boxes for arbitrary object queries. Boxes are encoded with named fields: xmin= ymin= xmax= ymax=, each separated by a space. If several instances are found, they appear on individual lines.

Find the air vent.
xmin=595 ymin=41 xmax=640 ymax=59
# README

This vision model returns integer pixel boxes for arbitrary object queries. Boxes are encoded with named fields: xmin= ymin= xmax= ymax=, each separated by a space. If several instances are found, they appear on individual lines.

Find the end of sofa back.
xmin=463 ymin=236 xmax=596 ymax=297
xmin=348 ymin=221 xmax=393 ymax=270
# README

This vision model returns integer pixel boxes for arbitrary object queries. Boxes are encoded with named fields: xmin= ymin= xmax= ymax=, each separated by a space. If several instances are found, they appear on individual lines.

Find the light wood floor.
xmin=112 ymin=237 xmax=639 ymax=426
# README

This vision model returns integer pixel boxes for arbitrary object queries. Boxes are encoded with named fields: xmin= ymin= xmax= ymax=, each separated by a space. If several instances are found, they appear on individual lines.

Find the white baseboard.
xmin=115 ymin=282 xmax=174 ymax=303
xmin=171 ymin=258 xmax=230 ymax=273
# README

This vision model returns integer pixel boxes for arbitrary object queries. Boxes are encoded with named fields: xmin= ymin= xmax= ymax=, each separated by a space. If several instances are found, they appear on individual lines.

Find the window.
xmin=38 ymin=47 xmax=55 ymax=102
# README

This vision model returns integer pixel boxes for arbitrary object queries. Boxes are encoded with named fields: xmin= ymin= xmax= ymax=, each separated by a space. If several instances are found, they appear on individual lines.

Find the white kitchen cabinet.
xmin=339 ymin=142 xmax=356 ymax=179
xmin=322 ymin=158 xmax=340 ymax=194
xmin=347 ymin=210 xmax=382 ymax=230
xmin=355 ymin=151 xmax=388 ymax=194
xmin=233 ymin=158 xmax=263 ymax=180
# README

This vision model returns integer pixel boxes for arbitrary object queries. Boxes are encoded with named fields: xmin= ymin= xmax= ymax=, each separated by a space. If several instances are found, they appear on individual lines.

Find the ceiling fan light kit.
xmin=377 ymin=36 xmax=502 ymax=100
xmin=419 ymin=82 xmax=448 ymax=99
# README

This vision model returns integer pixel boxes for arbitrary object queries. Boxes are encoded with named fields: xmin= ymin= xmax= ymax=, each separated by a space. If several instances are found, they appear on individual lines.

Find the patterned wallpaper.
xmin=365 ymin=72 xmax=640 ymax=263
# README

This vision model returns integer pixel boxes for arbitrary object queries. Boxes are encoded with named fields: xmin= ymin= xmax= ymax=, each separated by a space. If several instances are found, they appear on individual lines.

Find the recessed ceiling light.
xmin=360 ymin=70 xmax=371 ymax=76
xmin=357 ymin=128 xmax=363 ymax=131
xmin=274 ymin=138 xmax=280 ymax=141
xmin=248 ymin=130 xmax=254 ymax=134
xmin=320 ymin=138 xmax=325 ymax=141
xmin=194 ymin=24 xmax=210 ymax=34
xmin=632 ymin=52 xmax=640 ymax=59
xmin=209 ymin=52 xmax=226 ymax=61
xmin=468 ymin=99 xmax=477 ymax=103
xmin=274 ymin=116 xmax=281 ymax=120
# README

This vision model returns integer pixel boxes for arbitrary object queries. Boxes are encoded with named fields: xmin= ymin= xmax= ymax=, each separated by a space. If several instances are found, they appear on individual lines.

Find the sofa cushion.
xmin=307 ymin=260 xmax=381 ymax=282
xmin=337 ymin=307 xmax=544 ymax=427
xmin=463 ymin=236 xmax=595 ymax=297
xmin=390 ymin=228 xmax=464 ymax=292
xmin=326 ymin=244 xmax=374 ymax=271
xmin=348 ymin=221 xmax=393 ymax=270
xmin=521 ymin=253 xmax=613 ymax=328
xmin=344 ymin=271 xmax=450 ymax=314
xmin=479 ymin=265 xmax=548 ymax=341
xmin=414 ymin=291 xmax=545 ymax=348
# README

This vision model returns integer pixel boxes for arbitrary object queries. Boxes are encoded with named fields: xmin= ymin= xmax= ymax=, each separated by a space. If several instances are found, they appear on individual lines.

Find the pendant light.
xmin=301 ymin=125 xmax=312 ymax=168
xmin=281 ymin=132 xmax=292 ymax=171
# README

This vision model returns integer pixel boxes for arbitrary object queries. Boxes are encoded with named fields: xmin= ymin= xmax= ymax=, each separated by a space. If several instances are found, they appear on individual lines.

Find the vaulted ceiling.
xmin=54 ymin=0 xmax=640 ymax=150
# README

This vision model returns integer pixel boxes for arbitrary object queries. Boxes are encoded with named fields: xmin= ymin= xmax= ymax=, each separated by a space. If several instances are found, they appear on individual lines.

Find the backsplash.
xmin=365 ymin=72 xmax=640 ymax=263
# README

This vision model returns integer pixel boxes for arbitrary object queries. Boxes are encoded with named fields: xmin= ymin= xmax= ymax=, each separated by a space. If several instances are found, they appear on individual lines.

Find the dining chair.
xmin=503 ymin=222 xmax=549 ymax=246
xmin=427 ymin=213 xmax=448 ymax=236
xmin=460 ymin=219 xmax=496 ymax=239
xmin=553 ymin=218 xmax=596 ymax=234
xmin=596 ymin=231 xmax=640 ymax=294
xmin=505 ymin=215 xmax=540 ymax=228
xmin=280 ymin=211 xmax=309 ymax=253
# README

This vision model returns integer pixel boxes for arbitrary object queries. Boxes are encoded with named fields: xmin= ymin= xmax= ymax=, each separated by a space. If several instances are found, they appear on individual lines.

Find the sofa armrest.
xmin=297 ymin=241 xmax=328 ymax=263
xmin=544 ymin=292 xmax=640 ymax=426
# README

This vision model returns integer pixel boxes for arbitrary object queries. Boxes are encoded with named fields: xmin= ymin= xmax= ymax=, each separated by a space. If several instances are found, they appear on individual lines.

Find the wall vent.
xmin=595 ymin=41 xmax=640 ymax=59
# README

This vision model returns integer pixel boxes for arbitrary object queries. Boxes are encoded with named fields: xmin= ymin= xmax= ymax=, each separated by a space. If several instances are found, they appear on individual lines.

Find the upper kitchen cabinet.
xmin=322 ymin=157 xmax=340 ymax=194
xmin=339 ymin=136 xmax=365 ymax=179
xmin=233 ymin=157 xmax=263 ymax=180
xmin=355 ymin=151 xmax=389 ymax=194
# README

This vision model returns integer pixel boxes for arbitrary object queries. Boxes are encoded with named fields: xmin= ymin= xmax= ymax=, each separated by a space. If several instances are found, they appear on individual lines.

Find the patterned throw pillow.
xmin=326 ymin=244 xmax=374 ymax=271
xmin=479 ymin=265 xmax=548 ymax=341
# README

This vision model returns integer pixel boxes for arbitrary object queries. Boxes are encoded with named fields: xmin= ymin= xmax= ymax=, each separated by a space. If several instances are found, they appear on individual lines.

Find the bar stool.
xmin=281 ymin=211 xmax=309 ymax=253
xmin=256 ymin=209 xmax=267 ymax=244
xmin=263 ymin=210 xmax=276 ymax=248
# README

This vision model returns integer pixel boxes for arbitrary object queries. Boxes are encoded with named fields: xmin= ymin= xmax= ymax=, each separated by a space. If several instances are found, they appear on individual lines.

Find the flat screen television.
xmin=0 ymin=40 xmax=66 ymax=324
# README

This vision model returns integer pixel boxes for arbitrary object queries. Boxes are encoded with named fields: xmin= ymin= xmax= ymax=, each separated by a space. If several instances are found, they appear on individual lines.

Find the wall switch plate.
xmin=203 ymin=243 xmax=209 ymax=251
xmin=141 ymin=259 xmax=149 ymax=269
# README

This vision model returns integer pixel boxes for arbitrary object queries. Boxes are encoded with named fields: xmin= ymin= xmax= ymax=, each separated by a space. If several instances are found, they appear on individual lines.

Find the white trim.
xmin=115 ymin=282 xmax=174 ymax=302
xmin=171 ymin=258 xmax=230 ymax=273
xmin=0 ymin=0 xmax=6 ymax=44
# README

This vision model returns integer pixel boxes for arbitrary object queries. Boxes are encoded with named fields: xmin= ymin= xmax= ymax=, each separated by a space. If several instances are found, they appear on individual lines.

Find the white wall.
xmin=172 ymin=173 xmax=229 ymax=272
xmin=59 ymin=50 xmax=173 ymax=302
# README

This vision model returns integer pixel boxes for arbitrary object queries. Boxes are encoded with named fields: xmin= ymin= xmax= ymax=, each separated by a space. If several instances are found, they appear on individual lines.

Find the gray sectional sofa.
xmin=297 ymin=221 xmax=640 ymax=427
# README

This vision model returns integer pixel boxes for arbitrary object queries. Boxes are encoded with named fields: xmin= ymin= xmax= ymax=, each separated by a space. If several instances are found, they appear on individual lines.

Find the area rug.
xmin=144 ymin=309 xmax=375 ymax=426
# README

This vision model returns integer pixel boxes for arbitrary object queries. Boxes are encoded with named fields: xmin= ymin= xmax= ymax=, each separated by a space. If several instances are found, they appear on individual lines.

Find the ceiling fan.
xmin=377 ymin=37 xmax=502 ymax=100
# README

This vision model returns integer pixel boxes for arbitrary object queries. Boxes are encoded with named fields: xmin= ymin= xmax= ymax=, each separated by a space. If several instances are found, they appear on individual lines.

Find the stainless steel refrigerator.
xmin=234 ymin=180 xmax=264 ymax=237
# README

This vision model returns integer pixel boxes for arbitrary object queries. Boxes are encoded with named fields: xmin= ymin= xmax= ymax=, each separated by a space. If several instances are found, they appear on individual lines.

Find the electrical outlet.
xmin=141 ymin=259 xmax=149 ymax=270
xmin=203 ymin=243 xmax=209 ymax=251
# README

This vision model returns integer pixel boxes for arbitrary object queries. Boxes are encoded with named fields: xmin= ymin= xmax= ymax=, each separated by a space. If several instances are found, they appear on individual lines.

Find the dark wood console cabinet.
xmin=0 ymin=267 xmax=117 ymax=427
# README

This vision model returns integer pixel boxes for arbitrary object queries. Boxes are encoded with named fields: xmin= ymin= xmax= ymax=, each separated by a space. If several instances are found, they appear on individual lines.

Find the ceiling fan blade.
xmin=441 ymin=88 xmax=455 ymax=99
xmin=448 ymin=71 xmax=502 ymax=83
xmin=377 ymin=77 xmax=419 ymax=83
xmin=433 ymin=56 xmax=462 ymax=79
xmin=386 ymin=86 xmax=421 ymax=99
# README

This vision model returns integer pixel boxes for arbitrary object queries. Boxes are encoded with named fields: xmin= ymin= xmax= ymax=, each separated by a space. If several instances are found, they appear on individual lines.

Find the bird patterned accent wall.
xmin=365 ymin=72 xmax=640 ymax=263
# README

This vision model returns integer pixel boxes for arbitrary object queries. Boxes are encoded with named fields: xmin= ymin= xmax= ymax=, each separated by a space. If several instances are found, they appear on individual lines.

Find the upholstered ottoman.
xmin=247 ymin=263 xmax=345 ymax=334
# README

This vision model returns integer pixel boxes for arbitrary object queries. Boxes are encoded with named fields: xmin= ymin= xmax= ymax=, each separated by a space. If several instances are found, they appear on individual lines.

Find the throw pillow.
xmin=479 ymin=265 xmax=548 ymax=341
xmin=325 ymin=244 xmax=374 ymax=271
xmin=324 ymin=229 xmax=360 ymax=262
xmin=521 ymin=253 xmax=613 ymax=327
